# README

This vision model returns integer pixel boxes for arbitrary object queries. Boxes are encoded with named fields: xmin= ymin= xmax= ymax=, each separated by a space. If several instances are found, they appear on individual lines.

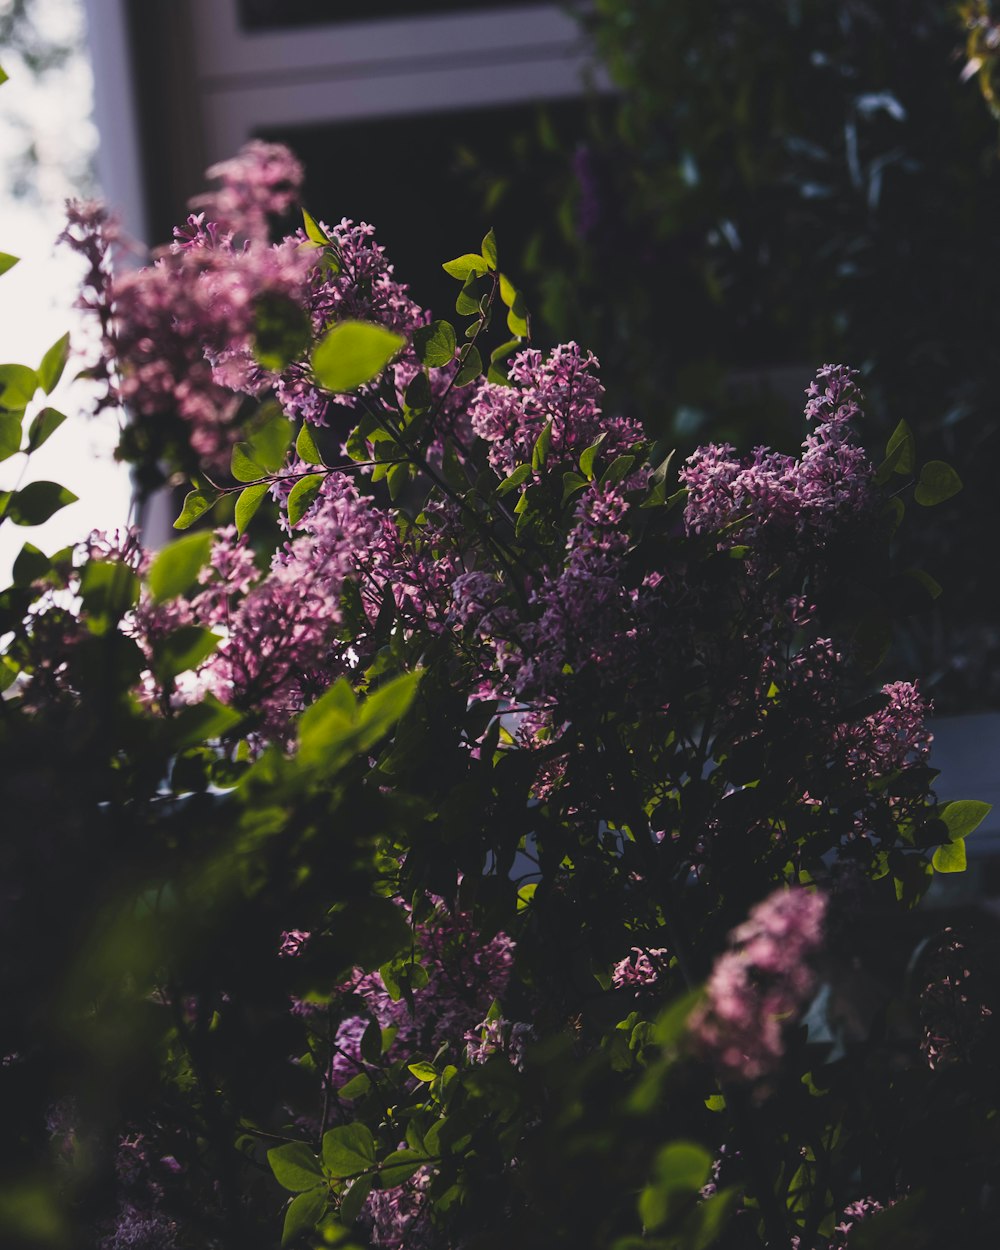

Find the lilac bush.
xmin=0 ymin=127 xmax=993 ymax=1250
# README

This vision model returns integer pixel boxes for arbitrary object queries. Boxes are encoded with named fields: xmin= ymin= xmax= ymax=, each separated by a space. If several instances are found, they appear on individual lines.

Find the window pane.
xmin=259 ymin=98 xmax=593 ymax=319
xmin=238 ymin=0 xmax=548 ymax=29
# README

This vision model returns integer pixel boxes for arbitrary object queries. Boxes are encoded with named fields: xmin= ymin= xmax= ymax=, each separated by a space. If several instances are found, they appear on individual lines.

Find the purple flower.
xmin=680 ymin=365 xmax=874 ymax=546
xmin=469 ymin=342 xmax=641 ymax=477
xmin=690 ymin=887 xmax=827 ymax=1082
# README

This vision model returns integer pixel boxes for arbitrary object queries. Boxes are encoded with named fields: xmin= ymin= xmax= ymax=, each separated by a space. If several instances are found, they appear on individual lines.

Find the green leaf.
xmin=498 ymin=272 xmax=517 ymax=307
xmin=339 ymin=1174 xmax=373 ymax=1226
xmin=404 ymin=370 xmax=432 ymax=415
xmin=906 ymin=568 xmax=942 ymax=600
xmin=281 ymin=1188 xmax=327 ymax=1247
xmin=506 ymin=289 xmax=529 ymax=338
xmin=149 ymin=531 xmax=213 ymax=602
xmin=407 ymin=1061 xmax=438 ymax=1083
xmin=287 ymin=473 xmax=324 ymax=525
xmin=442 ymin=252 xmax=489 ymax=280
xmin=638 ymin=1141 xmax=714 ymax=1232
xmin=231 ymin=442 xmax=264 ymax=483
xmin=174 ymin=487 xmax=216 ymax=530
xmin=454 ymin=346 xmax=482 ymax=388
xmin=163 ymin=695 xmax=243 ymax=750
xmin=481 ymin=228 xmax=498 ymax=269
xmin=267 ymin=1142 xmax=326 ymax=1192
xmin=0 ymin=363 xmax=38 ymax=410
xmin=0 ymin=659 xmax=18 ymax=692
xmin=885 ymin=419 xmax=915 ymax=474
xmin=358 ymin=671 xmax=421 ymax=748
xmin=295 ymin=422 xmax=324 ymax=465
xmin=249 ymin=407 xmax=293 ymax=471
xmin=337 ymin=1072 xmax=372 ymax=1101
xmin=531 ymin=420 xmax=553 ymax=471
xmin=562 ymin=471 xmax=587 ymax=505
xmin=0 ymin=64 xmax=7 ymax=88
xmin=683 ymin=1186 xmax=739 ymax=1250
xmin=516 ymin=882 xmax=537 ymax=911
xmin=455 ymin=273 xmax=483 ymax=315
xmin=932 ymin=839 xmax=967 ymax=873
xmin=0 ymin=252 xmax=19 ymax=277
xmin=302 ymin=208 xmax=330 ymax=245
xmin=7 ymin=480 xmax=77 ymax=526
xmin=79 ymin=560 xmax=140 ymax=633
xmin=0 ymin=412 xmax=21 ymax=461
xmin=387 ymin=460 xmax=409 ymax=501
xmin=152 ymin=625 xmax=221 ymax=685
xmin=600 ymin=455 xmax=636 ymax=487
xmin=939 ymin=800 xmax=992 ymax=840
xmin=322 ymin=1125 xmax=376 ymax=1178
xmin=914 ymin=460 xmax=962 ymax=506
xmin=37 ymin=333 xmax=70 ymax=394
xmin=380 ymin=1149 xmax=427 ymax=1187
xmin=412 ymin=320 xmax=457 ymax=368
xmin=579 ymin=433 xmax=607 ymax=480
xmin=313 ymin=320 xmax=405 ymax=394
xmin=496 ymin=463 xmax=532 ymax=496
xmin=26 ymin=406 xmax=67 ymax=452
xmin=487 ymin=337 xmax=520 ymax=385
xmin=12 ymin=541 xmax=49 ymax=584
xmin=235 ymin=482 xmax=269 ymax=535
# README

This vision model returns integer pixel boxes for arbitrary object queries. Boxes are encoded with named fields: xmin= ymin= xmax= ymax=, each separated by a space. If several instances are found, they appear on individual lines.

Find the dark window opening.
xmin=239 ymin=1 xmax=549 ymax=31
xmin=260 ymin=97 xmax=591 ymax=324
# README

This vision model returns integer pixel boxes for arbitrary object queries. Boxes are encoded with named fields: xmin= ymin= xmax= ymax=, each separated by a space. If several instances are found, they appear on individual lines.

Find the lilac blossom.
xmin=323 ymin=903 xmax=516 ymax=1090
xmin=363 ymin=1165 xmax=436 ymax=1250
xmin=690 ymin=887 xmax=827 ymax=1082
xmin=469 ymin=342 xmax=642 ymax=477
xmin=611 ymin=946 xmax=670 ymax=990
xmin=275 ymin=217 xmax=426 ymax=427
xmin=191 ymin=139 xmax=304 ymax=241
xmin=465 ymin=1014 xmax=534 ymax=1068
xmin=680 ymin=365 xmax=874 ymax=545
xmin=835 ymin=680 xmax=932 ymax=780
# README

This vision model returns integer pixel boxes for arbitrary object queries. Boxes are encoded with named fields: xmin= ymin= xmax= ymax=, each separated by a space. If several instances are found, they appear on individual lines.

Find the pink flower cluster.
xmin=836 ymin=680 xmax=932 ymax=780
xmin=680 ymin=365 xmax=873 ymax=545
xmin=469 ymin=342 xmax=642 ymax=476
xmin=319 ymin=904 xmax=516 ymax=1087
xmin=611 ymin=946 xmax=670 ymax=990
xmin=61 ymin=142 xmax=425 ymax=464
xmin=690 ymin=887 xmax=827 ymax=1081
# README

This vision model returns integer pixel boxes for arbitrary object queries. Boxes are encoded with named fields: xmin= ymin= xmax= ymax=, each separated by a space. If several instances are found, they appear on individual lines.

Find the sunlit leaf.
xmin=281 ymin=1188 xmax=327 ymax=1247
xmin=295 ymin=422 xmax=324 ymax=465
xmin=267 ymin=1142 xmax=325 ymax=1192
xmin=149 ymin=531 xmax=213 ymax=602
xmin=287 ymin=473 xmax=324 ymax=525
xmin=174 ymin=487 xmax=216 ymax=530
xmin=442 ymin=252 xmax=489 ymax=280
xmin=235 ymin=482 xmax=269 ymax=535
xmin=37 ymin=333 xmax=70 ymax=394
xmin=413 ymin=320 xmax=457 ymax=367
xmin=313 ymin=320 xmax=405 ymax=394
xmin=322 ymin=1124 xmax=376 ymax=1178
xmin=26 ymin=406 xmax=67 ymax=452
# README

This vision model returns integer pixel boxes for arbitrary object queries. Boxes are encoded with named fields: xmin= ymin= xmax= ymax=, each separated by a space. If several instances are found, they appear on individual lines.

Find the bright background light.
xmin=1 ymin=0 xmax=131 ymax=578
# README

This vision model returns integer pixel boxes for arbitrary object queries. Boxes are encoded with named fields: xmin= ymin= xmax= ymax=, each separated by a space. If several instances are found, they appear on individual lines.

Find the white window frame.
xmin=190 ymin=2 xmax=606 ymax=162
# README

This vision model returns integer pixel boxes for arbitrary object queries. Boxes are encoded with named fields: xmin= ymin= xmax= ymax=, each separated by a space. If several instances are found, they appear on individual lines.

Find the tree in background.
xmin=465 ymin=0 xmax=1000 ymax=710
xmin=0 ymin=0 xmax=93 ymax=201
